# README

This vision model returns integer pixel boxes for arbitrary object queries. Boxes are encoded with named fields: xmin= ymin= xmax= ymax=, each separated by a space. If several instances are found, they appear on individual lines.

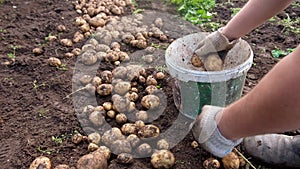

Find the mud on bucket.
xmin=165 ymin=32 xmax=253 ymax=119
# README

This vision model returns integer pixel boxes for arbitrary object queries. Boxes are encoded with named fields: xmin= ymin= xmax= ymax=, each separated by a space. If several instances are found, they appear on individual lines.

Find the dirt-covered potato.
xmin=85 ymin=83 xmax=96 ymax=95
xmin=111 ymin=139 xmax=132 ymax=154
xmin=77 ymin=152 xmax=107 ymax=169
xmin=88 ymin=142 xmax=99 ymax=152
xmin=88 ymin=132 xmax=101 ymax=145
xmin=105 ymin=51 xmax=119 ymax=62
xmin=82 ymin=105 xmax=95 ymax=115
xmin=118 ymin=51 xmax=130 ymax=62
xmin=121 ymin=123 xmax=137 ymax=135
xmin=97 ymin=84 xmax=113 ymax=96
xmin=151 ymin=150 xmax=175 ymax=169
xmin=137 ymin=143 xmax=152 ymax=157
xmin=136 ymin=110 xmax=148 ymax=121
xmin=141 ymin=95 xmax=160 ymax=110
xmin=48 ymin=57 xmax=62 ymax=67
xmin=93 ymin=146 xmax=111 ymax=160
xmin=89 ymin=111 xmax=105 ymax=127
xmin=80 ymin=22 xmax=91 ymax=33
xmin=222 ymin=152 xmax=239 ymax=169
xmin=32 ymin=47 xmax=43 ymax=55
xmin=114 ymin=81 xmax=131 ymax=95
xmin=112 ymin=66 xmax=127 ymax=79
xmin=53 ymin=164 xmax=71 ymax=169
xmin=127 ymin=102 xmax=136 ymax=113
xmin=82 ymin=44 xmax=95 ymax=52
xmin=155 ymin=72 xmax=165 ymax=80
xmin=146 ymin=75 xmax=158 ymax=86
xmin=122 ymin=33 xmax=135 ymax=44
xmin=106 ymin=110 xmax=116 ymax=118
xmin=94 ymin=105 xmax=104 ymax=112
xmin=91 ymin=76 xmax=102 ymax=87
xmin=126 ymin=66 xmax=141 ymax=81
xmin=102 ymin=127 xmax=125 ymax=146
xmin=72 ymin=48 xmax=82 ymax=56
xmin=64 ymin=52 xmax=74 ymax=58
xmin=60 ymin=38 xmax=73 ymax=47
xmin=29 ymin=156 xmax=51 ymax=169
xmin=191 ymin=54 xmax=204 ymax=68
xmin=116 ymin=113 xmax=128 ymax=124
xmin=112 ymin=94 xmax=130 ymax=113
xmin=157 ymin=139 xmax=170 ymax=150
xmin=138 ymin=124 xmax=160 ymax=138
xmin=95 ymin=44 xmax=110 ymax=52
xmin=203 ymin=158 xmax=220 ymax=169
xmin=102 ymin=102 xmax=112 ymax=111
xmin=126 ymin=134 xmax=140 ymax=148
xmin=100 ymin=70 xmax=113 ymax=84
xmin=75 ymin=16 xmax=87 ymax=26
xmin=71 ymin=133 xmax=84 ymax=144
xmin=145 ymin=85 xmax=158 ymax=94
xmin=88 ymin=17 xmax=106 ymax=27
xmin=111 ymin=42 xmax=121 ymax=50
xmin=79 ymin=75 xmax=92 ymax=84
xmin=125 ymin=92 xmax=139 ymax=102
xmin=204 ymin=54 xmax=223 ymax=71
xmin=131 ymin=87 xmax=138 ymax=93
xmin=73 ymin=31 xmax=85 ymax=43
xmin=80 ymin=50 xmax=98 ymax=65
xmin=117 ymin=153 xmax=134 ymax=164
xmin=143 ymin=54 xmax=154 ymax=63
xmin=135 ymin=120 xmax=145 ymax=130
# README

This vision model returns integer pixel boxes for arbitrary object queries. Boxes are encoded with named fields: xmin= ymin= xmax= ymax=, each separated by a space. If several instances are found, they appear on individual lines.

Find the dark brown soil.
xmin=0 ymin=0 xmax=299 ymax=169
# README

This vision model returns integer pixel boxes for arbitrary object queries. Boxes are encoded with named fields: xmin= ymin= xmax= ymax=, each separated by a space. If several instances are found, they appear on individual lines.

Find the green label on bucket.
xmin=176 ymin=74 xmax=246 ymax=119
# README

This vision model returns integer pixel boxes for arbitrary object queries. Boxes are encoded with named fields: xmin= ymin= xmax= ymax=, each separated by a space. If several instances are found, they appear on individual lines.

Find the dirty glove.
xmin=194 ymin=28 xmax=240 ymax=57
xmin=244 ymin=134 xmax=300 ymax=167
xmin=191 ymin=105 xmax=242 ymax=158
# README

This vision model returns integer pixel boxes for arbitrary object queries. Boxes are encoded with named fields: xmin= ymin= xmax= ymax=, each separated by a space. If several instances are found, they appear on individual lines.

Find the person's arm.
xmin=218 ymin=45 xmax=300 ymax=140
xmin=222 ymin=0 xmax=293 ymax=40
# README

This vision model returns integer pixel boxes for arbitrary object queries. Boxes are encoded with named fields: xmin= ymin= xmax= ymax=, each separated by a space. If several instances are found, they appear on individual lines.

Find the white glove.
xmin=191 ymin=105 xmax=242 ymax=157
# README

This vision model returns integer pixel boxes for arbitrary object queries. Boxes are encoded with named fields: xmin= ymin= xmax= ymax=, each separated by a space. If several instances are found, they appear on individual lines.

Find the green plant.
xmin=155 ymin=65 xmax=168 ymax=72
xmin=278 ymin=14 xmax=300 ymax=35
xmin=202 ymin=21 xmax=223 ymax=31
xmin=33 ymin=80 xmax=46 ymax=89
xmin=52 ymin=136 xmax=64 ymax=145
xmin=38 ymin=109 xmax=49 ymax=117
xmin=231 ymin=7 xmax=241 ymax=17
xmin=133 ymin=8 xmax=144 ymax=14
xmin=271 ymin=47 xmax=295 ymax=58
xmin=56 ymin=64 xmax=68 ymax=71
xmin=170 ymin=0 xmax=216 ymax=24
xmin=7 ymin=45 xmax=19 ymax=59
xmin=37 ymin=147 xmax=52 ymax=155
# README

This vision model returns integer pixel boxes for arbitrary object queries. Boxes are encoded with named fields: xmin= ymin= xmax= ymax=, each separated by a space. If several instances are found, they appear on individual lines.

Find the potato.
xmin=117 ymin=153 xmax=134 ymax=164
xmin=48 ymin=35 xmax=57 ymax=42
xmin=79 ymin=75 xmax=92 ymax=85
xmin=53 ymin=164 xmax=71 ymax=169
xmin=138 ymin=76 xmax=146 ymax=84
xmin=126 ymin=134 xmax=140 ymax=148
xmin=89 ymin=111 xmax=105 ymax=127
xmin=222 ymin=152 xmax=239 ymax=169
xmin=126 ymin=65 xmax=141 ymax=81
xmin=92 ymin=76 xmax=102 ymax=87
xmin=131 ymin=87 xmax=138 ymax=93
xmin=73 ymin=31 xmax=85 ymax=43
xmin=145 ymin=46 xmax=156 ymax=54
xmin=88 ymin=17 xmax=106 ymax=27
xmin=32 ymin=47 xmax=43 ymax=55
xmin=105 ymin=51 xmax=119 ymax=62
xmin=116 ymin=113 xmax=128 ymax=124
xmin=48 ymin=57 xmax=61 ymax=67
xmin=127 ymin=102 xmax=136 ymax=113
xmin=29 ymin=156 xmax=51 ymax=169
xmin=125 ymin=92 xmax=139 ymax=102
xmin=72 ymin=48 xmax=82 ymax=56
xmin=95 ymin=44 xmax=110 ymax=52
xmin=80 ymin=50 xmax=98 ymax=65
xmin=106 ymin=110 xmax=116 ymax=118
xmin=203 ymin=158 xmax=220 ymax=169
xmin=146 ymin=76 xmax=158 ymax=86
xmin=141 ymin=95 xmax=160 ymax=110
xmin=95 ymin=52 xmax=107 ymax=61
xmin=155 ymin=72 xmax=165 ymax=80
xmin=151 ymin=150 xmax=175 ymax=169
xmin=80 ymin=22 xmax=90 ymax=32
xmin=85 ymin=83 xmax=96 ymax=95
xmin=145 ymin=85 xmax=158 ymax=94
xmin=100 ymin=70 xmax=113 ymax=84
xmin=144 ymin=54 xmax=154 ymax=64
xmin=121 ymin=123 xmax=137 ymax=135
xmin=135 ymin=120 xmax=145 ymax=130
xmin=204 ymin=54 xmax=223 ymax=71
xmin=57 ymin=24 xmax=67 ymax=32
xmin=102 ymin=127 xmax=125 ymax=146
xmin=138 ymin=124 xmax=160 ymax=138
xmin=137 ymin=143 xmax=152 ymax=157
xmin=191 ymin=141 xmax=199 ymax=149
xmin=110 ymin=5 xmax=122 ymax=15
xmin=77 ymin=153 xmax=107 ymax=169
xmin=112 ymin=66 xmax=127 ymax=79
xmin=75 ymin=16 xmax=87 ymax=26
xmin=103 ymin=102 xmax=113 ymax=111
xmin=157 ymin=139 xmax=170 ymax=150
xmin=122 ymin=33 xmax=135 ymax=44
xmin=88 ymin=142 xmax=99 ymax=152
xmin=118 ymin=51 xmax=130 ymax=62
xmin=88 ymin=132 xmax=101 ymax=145
xmin=82 ymin=105 xmax=95 ymax=115
xmin=93 ymin=146 xmax=111 ymax=160
xmin=60 ymin=39 xmax=73 ymax=47
xmin=112 ymin=95 xmax=130 ymax=113
xmin=64 ymin=52 xmax=74 ymax=58
xmin=154 ymin=18 xmax=163 ymax=27
xmin=97 ymin=84 xmax=113 ymax=96
xmin=136 ymin=110 xmax=148 ymax=121
xmin=111 ymin=139 xmax=132 ymax=154
xmin=71 ymin=133 xmax=84 ymax=144
xmin=111 ymin=42 xmax=121 ymax=50
xmin=114 ymin=81 xmax=131 ymax=95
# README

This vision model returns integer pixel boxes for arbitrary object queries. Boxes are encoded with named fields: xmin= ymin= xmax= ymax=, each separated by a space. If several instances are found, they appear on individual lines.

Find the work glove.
xmin=244 ymin=134 xmax=300 ymax=167
xmin=191 ymin=105 xmax=242 ymax=158
xmin=193 ymin=29 xmax=240 ymax=71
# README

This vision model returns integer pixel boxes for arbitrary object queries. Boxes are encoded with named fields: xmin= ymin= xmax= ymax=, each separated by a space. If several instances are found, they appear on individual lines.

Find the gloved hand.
xmin=191 ymin=105 xmax=242 ymax=158
xmin=193 ymin=29 xmax=240 ymax=71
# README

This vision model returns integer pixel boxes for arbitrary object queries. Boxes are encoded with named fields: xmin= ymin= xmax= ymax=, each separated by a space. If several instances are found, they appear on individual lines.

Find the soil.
xmin=0 ymin=0 xmax=299 ymax=169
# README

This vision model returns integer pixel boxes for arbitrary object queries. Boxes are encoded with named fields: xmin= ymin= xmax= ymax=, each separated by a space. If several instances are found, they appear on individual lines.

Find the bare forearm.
xmin=221 ymin=0 xmax=293 ymax=40
xmin=218 ymin=45 xmax=300 ymax=140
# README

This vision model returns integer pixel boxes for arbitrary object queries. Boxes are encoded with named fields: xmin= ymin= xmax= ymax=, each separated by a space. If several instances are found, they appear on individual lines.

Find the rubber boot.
xmin=243 ymin=134 xmax=300 ymax=167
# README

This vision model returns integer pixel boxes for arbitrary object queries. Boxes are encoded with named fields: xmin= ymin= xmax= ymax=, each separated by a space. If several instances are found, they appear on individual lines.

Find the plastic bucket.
xmin=165 ymin=32 xmax=253 ymax=119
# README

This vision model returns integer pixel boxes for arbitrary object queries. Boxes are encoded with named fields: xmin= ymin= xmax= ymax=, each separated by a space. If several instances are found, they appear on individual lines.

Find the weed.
xmin=151 ymin=43 xmax=169 ymax=49
xmin=56 ymin=64 xmax=68 ymax=71
xmin=156 ymin=84 xmax=162 ymax=89
xmin=33 ymin=80 xmax=46 ymax=90
xmin=7 ymin=45 xmax=19 ymax=59
xmin=231 ymin=7 xmax=241 ymax=17
xmin=52 ymin=136 xmax=64 ymax=145
xmin=277 ymin=14 xmax=300 ymax=35
xmin=170 ymin=0 xmax=216 ymax=24
xmin=202 ymin=21 xmax=223 ymax=31
xmin=38 ymin=109 xmax=49 ymax=117
xmin=0 ymin=28 xmax=7 ymax=33
xmin=155 ymin=65 xmax=168 ymax=72
xmin=133 ymin=8 xmax=144 ymax=14
xmin=271 ymin=47 xmax=295 ymax=58
xmin=37 ymin=147 xmax=52 ymax=155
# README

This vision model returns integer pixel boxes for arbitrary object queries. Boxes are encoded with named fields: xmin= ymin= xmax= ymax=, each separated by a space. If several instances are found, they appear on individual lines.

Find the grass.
xmin=7 ymin=45 xmax=19 ymax=59
xmin=271 ymin=47 xmax=295 ymax=58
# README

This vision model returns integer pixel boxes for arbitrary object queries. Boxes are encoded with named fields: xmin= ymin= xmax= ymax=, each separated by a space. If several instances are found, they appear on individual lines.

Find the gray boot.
xmin=243 ymin=134 xmax=300 ymax=167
